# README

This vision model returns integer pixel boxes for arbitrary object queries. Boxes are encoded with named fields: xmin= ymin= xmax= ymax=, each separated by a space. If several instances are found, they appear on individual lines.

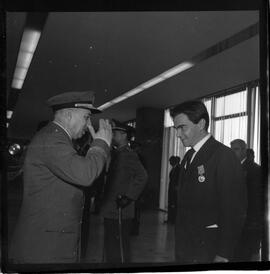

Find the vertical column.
xmin=135 ymin=107 xmax=164 ymax=209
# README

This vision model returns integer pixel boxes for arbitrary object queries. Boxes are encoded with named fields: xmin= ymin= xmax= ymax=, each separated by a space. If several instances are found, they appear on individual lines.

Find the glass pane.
xmin=214 ymin=115 xmax=248 ymax=147
xmin=215 ymin=89 xmax=247 ymax=117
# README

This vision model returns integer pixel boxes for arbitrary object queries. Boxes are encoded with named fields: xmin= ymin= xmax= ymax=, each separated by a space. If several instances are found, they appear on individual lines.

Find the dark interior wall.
xmin=135 ymin=107 xmax=164 ymax=209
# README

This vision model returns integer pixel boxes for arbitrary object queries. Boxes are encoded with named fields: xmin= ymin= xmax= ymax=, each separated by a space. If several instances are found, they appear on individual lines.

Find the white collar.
xmin=193 ymin=133 xmax=211 ymax=153
xmin=53 ymin=121 xmax=72 ymax=140
xmin=184 ymin=134 xmax=211 ymax=167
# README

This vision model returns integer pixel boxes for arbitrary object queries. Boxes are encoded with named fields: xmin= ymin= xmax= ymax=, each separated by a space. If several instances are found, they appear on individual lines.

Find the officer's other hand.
xmin=88 ymin=119 xmax=112 ymax=146
xmin=115 ymin=195 xmax=133 ymax=209
xmin=213 ymin=255 xmax=229 ymax=263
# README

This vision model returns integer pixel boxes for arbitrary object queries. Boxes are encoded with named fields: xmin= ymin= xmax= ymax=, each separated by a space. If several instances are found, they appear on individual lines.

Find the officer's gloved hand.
xmin=115 ymin=195 xmax=133 ymax=209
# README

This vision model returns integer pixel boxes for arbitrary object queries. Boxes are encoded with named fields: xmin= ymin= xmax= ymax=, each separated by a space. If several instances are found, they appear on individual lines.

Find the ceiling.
xmin=6 ymin=11 xmax=259 ymax=139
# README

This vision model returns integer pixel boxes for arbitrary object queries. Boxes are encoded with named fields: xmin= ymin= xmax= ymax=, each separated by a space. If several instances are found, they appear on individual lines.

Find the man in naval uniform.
xmin=9 ymin=91 xmax=112 ymax=264
xmin=100 ymin=120 xmax=147 ymax=263
xmin=170 ymin=100 xmax=247 ymax=264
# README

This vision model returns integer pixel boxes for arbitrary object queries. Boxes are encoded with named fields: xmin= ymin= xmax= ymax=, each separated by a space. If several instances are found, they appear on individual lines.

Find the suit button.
xmin=62 ymin=230 xmax=65 ymax=232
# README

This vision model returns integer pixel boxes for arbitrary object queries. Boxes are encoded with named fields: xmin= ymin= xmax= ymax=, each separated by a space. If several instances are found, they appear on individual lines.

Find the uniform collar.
xmin=53 ymin=121 xmax=72 ymax=140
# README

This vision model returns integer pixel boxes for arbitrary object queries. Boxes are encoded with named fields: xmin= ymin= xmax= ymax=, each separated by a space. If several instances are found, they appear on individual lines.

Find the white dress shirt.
xmin=190 ymin=133 xmax=211 ymax=163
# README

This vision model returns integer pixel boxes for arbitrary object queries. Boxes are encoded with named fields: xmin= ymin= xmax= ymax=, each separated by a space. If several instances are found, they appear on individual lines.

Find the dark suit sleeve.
xmin=44 ymin=133 xmax=110 ymax=187
xmin=124 ymin=152 xmax=148 ymax=201
xmin=216 ymin=149 xmax=247 ymax=259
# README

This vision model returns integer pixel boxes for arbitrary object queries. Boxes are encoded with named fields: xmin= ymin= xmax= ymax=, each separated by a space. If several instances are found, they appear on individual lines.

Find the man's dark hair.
xmin=170 ymin=100 xmax=209 ymax=131
xmin=230 ymin=139 xmax=247 ymax=149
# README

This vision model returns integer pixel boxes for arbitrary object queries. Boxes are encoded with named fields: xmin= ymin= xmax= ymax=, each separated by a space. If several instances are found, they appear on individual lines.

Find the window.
xmin=203 ymin=81 xmax=260 ymax=163
xmin=213 ymin=89 xmax=248 ymax=147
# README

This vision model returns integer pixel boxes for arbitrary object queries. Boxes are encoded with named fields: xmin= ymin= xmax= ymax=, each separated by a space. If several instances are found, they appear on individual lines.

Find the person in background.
xmin=170 ymin=100 xmax=247 ymax=264
xmin=9 ymin=91 xmax=112 ymax=263
xmin=100 ymin=120 xmax=147 ymax=263
xmin=230 ymin=140 xmax=262 ymax=261
xmin=166 ymin=156 xmax=181 ymax=224
xmin=246 ymin=148 xmax=256 ymax=163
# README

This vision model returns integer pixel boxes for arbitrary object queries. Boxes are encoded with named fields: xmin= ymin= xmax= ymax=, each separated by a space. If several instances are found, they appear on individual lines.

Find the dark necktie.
xmin=185 ymin=148 xmax=195 ymax=171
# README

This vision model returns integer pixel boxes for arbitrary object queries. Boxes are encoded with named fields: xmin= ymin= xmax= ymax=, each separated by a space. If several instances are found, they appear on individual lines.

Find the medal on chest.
xmin=197 ymin=165 xmax=205 ymax=183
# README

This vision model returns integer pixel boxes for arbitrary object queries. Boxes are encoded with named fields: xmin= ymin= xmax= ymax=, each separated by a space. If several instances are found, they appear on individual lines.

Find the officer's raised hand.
xmin=115 ymin=195 xmax=133 ymax=209
xmin=87 ymin=119 xmax=112 ymax=147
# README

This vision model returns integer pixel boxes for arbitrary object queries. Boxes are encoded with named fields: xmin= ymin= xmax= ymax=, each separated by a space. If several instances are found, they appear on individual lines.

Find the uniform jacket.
xmin=100 ymin=144 xmax=147 ymax=220
xmin=175 ymin=136 xmax=247 ymax=263
xmin=9 ymin=122 xmax=110 ymax=263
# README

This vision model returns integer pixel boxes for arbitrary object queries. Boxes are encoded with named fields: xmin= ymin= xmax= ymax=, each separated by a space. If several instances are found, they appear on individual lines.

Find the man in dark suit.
xmin=100 ymin=120 xmax=147 ymax=263
xmin=167 ymin=156 xmax=181 ymax=224
xmin=9 ymin=91 xmax=112 ymax=263
xmin=170 ymin=100 xmax=247 ymax=264
xmin=230 ymin=140 xmax=262 ymax=261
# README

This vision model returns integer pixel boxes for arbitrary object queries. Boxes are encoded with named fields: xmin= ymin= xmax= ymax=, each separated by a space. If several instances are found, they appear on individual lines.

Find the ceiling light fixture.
xmin=161 ymin=62 xmax=194 ymax=79
xmin=11 ymin=29 xmax=41 ymax=89
xmin=140 ymin=77 xmax=165 ymax=89
xmin=98 ymin=61 xmax=194 ymax=110
xmin=125 ymin=87 xmax=144 ymax=97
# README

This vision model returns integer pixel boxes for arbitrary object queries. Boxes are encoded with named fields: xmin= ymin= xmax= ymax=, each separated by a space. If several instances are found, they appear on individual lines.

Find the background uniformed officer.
xmin=100 ymin=120 xmax=147 ymax=263
xmin=9 ymin=91 xmax=112 ymax=264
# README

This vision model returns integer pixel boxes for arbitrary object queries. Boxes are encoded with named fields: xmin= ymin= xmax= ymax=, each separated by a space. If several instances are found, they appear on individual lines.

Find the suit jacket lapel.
xmin=178 ymin=152 xmax=190 ymax=191
xmin=177 ymin=137 xmax=220 ymax=190
xmin=188 ymin=136 xmax=219 ymax=172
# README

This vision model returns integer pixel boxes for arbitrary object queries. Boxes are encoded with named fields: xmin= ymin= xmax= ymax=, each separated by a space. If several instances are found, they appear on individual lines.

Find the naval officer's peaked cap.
xmin=111 ymin=119 xmax=135 ymax=134
xmin=47 ymin=91 xmax=101 ymax=113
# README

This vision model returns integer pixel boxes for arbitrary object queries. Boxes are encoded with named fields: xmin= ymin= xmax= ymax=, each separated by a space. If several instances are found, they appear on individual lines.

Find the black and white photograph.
xmin=1 ymin=1 xmax=269 ymax=272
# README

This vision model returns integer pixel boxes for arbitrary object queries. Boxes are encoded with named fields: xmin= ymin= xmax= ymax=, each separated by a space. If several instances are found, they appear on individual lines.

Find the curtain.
xmin=159 ymin=110 xmax=185 ymax=213
xmin=203 ymin=98 xmax=213 ymax=133
xmin=248 ymin=85 xmax=261 ymax=164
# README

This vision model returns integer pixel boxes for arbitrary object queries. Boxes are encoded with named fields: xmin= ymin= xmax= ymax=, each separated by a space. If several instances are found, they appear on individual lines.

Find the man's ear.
xmin=69 ymin=110 xmax=74 ymax=119
xmin=64 ymin=110 xmax=73 ymax=122
xmin=198 ymin=118 xmax=206 ymax=130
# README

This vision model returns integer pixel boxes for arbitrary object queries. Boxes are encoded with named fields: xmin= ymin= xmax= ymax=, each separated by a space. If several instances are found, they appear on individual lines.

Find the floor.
xmin=82 ymin=210 xmax=175 ymax=263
